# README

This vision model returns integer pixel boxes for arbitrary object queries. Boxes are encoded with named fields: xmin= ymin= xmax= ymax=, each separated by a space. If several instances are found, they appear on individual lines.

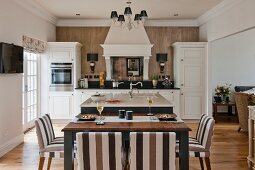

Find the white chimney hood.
xmin=101 ymin=24 xmax=153 ymax=80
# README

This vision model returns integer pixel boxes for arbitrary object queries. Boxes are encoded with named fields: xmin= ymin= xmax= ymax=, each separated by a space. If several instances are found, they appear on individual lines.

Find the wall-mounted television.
xmin=0 ymin=42 xmax=23 ymax=73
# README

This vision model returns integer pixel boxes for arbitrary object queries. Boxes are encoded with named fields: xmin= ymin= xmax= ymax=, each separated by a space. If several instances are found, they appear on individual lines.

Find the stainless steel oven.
xmin=50 ymin=63 xmax=73 ymax=91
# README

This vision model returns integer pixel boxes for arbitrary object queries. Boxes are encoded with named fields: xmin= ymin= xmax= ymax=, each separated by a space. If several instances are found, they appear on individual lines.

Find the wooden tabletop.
xmin=213 ymin=102 xmax=236 ymax=106
xmin=62 ymin=121 xmax=191 ymax=132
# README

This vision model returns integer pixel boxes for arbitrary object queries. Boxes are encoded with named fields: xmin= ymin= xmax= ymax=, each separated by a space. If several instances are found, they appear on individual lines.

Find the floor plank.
xmin=0 ymin=122 xmax=249 ymax=170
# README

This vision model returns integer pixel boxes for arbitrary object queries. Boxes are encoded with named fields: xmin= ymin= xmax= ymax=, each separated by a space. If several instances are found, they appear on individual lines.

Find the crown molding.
xmin=197 ymin=0 xmax=243 ymax=26
xmin=12 ymin=0 xmax=57 ymax=25
xmin=57 ymin=19 xmax=198 ymax=27
xmin=145 ymin=19 xmax=198 ymax=27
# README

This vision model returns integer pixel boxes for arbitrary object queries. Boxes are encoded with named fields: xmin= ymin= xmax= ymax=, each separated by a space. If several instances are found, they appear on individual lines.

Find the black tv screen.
xmin=0 ymin=42 xmax=23 ymax=73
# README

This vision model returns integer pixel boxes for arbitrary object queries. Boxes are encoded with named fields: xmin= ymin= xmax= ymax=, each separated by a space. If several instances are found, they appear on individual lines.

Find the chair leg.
xmin=47 ymin=157 xmax=52 ymax=170
xmin=199 ymin=157 xmax=205 ymax=170
xmin=38 ymin=157 xmax=45 ymax=170
xmin=238 ymin=127 xmax=241 ymax=132
xmin=205 ymin=157 xmax=211 ymax=170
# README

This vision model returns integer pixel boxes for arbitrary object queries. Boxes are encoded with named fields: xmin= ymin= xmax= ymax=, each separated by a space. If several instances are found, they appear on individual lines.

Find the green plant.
xmin=150 ymin=74 xmax=159 ymax=80
xmin=215 ymin=84 xmax=231 ymax=96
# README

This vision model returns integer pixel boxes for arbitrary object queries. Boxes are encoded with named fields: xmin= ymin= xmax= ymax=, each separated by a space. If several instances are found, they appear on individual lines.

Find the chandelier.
xmin=110 ymin=0 xmax=148 ymax=30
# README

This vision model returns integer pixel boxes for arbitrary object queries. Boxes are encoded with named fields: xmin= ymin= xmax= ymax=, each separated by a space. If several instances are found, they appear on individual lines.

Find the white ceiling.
xmin=34 ymin=0 xmax=224 ymax=20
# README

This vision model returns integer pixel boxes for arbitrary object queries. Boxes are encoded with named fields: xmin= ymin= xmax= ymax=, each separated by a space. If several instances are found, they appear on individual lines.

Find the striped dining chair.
xmin=76 ymin=132 xmax=125 ymax=170
xmin=176 ymin=114 xmax=215 ymax=170
xmin=35 ymin=114 xmax=65 ymax=170
xmin=129 ymin=132 xmax=176 ymax=170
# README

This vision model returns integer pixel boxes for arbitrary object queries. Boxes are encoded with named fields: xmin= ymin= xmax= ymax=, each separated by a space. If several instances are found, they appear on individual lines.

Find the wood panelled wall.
xmin=56 ymin=26 xmax=199 ymax=80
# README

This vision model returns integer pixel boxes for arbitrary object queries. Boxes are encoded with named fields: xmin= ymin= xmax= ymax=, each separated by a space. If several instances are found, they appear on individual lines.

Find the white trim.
xmin=12 ymin=0 xmax=57 ymax=25
xmin=0 ymin=134 xmax=24 ymax=158
xmin=57 ymin=19 xmax=199 ymax=27
xmin=197 ymin=0 xmax=243 ymax=26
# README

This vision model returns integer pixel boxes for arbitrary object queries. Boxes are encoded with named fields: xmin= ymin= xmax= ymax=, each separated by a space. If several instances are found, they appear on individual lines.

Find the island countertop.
xmin=80 ymin=93 xmax=173 ymax=108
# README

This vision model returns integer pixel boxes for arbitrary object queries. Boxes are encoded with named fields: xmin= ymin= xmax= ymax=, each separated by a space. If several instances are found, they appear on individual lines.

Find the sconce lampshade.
xmin=157 ymin=53 xmax=167 ymax=62
xmin=156 ymin=53 xmax=167 ymax=62
xmin=87 ymin=53 xmax=98 ymax=62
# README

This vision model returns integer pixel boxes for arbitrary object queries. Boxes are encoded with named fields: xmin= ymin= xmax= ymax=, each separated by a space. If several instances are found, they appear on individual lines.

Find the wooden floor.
xmin=0 ymin=120 xmax=250 ymax=170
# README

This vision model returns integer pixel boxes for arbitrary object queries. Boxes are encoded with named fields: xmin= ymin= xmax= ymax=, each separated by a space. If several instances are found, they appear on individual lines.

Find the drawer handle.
xmin=181 ymin=59 xmax=184 ymax=61
xmin=181 ymin=93 xmax=184 ymax=95
xmin=181 ymin=84 xmax=184 ymax=86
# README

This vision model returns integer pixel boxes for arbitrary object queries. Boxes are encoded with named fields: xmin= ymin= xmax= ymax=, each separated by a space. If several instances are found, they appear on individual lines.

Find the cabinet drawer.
xmin=50 ymin=48 xmax=73 ymax=61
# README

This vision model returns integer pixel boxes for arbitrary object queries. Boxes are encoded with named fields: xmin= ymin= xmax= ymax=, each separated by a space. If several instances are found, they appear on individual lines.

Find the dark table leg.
xmin=179 ymin=131 xmax=189 ymax=170
xmin=64 ymin=131 xmax=74 ymax=170
xmin=228 ymin=105 xmax=233 ymax=116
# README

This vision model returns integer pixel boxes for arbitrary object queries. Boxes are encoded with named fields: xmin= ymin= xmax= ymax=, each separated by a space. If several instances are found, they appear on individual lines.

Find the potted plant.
xmin=214 ymin=84 xmax=231 ymax=102
xmin=150 ymin=74 xmax=159 ymax=88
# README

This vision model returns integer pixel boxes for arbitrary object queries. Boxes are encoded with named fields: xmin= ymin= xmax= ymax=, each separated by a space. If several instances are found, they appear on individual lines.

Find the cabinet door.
xmin=49 ymin=47 xmax=74 ymax=62
xmin=49 ymin=93 xmax=74 ymax=119
xmin=180 ymin=48 xmax=204 ymax=90
xmin=180 ymin=91 xmax=204 ymax=119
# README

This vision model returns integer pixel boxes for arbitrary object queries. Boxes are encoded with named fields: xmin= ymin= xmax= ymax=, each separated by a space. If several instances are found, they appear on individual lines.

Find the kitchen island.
xmin=80 ymin=93 xmax=173 ymax=114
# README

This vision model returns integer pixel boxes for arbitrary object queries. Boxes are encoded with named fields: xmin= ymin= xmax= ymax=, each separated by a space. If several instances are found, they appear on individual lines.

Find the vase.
xmin=214 ymin=96 xmax=222 ymax=103
xmin=152 ymin=80 xmax=158 ymax=88
xmin=223 ymin=95 xmax=229 ymax=102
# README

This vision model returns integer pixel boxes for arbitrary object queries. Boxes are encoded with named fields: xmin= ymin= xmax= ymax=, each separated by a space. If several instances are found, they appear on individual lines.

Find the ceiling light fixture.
xmin=110 ymin=0 xmax=148 ymax=30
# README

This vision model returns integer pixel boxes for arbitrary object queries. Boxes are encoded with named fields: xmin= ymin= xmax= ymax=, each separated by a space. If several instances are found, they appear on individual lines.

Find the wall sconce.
xmin=87 ymin=53 xmax=98 ymax=73
xmin=156 ymin=53 xmax=167 ymax=73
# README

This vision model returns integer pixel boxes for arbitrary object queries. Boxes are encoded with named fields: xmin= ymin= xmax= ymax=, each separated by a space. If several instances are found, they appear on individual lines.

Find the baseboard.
xmin=0 ymin=134 xmax=24 ymax=158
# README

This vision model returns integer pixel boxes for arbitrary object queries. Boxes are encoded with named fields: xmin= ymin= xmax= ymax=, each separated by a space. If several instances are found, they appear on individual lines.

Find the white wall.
xmin=199 ymin=0 xmax=255 ymax=42
xmin=0 ymin=0 xmax=55 ymax=157
xmin=199 ymin=0 xmax=255 ymax=115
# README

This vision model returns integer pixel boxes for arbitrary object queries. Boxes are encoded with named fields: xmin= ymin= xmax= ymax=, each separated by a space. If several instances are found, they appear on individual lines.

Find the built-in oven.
xmin=50 ymin=63 xmax=73 ymax=91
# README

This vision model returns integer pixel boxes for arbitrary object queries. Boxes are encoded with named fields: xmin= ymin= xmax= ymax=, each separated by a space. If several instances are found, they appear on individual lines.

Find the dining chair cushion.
xmin=76 ymin=132 xmax=123 ymax=170
xmin=129 ymin=132 xmax=176 ymax=170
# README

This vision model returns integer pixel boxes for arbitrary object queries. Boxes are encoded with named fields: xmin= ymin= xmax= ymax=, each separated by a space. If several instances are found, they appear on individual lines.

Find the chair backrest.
xmin=76 ymin=132 xmax=123 ymax=170
xmin=234 ymin=92 xmax=251 ymax=131
xmin=195 ymin=114 xmax=215 ymax=150
xmin=129 ymin=132 xmax=176 ymax=170
xmin=35 ymin=114 xmax=55 ymax=150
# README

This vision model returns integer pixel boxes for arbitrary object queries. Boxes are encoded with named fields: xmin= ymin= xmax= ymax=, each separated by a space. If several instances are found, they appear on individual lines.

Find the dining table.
xmin=62 ymin=115 xmax=191 ymax=170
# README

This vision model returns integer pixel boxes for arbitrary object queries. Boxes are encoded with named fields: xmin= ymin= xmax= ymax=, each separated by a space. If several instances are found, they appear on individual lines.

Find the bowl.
xmin=90 ymin=94 xmax=105 ymax=102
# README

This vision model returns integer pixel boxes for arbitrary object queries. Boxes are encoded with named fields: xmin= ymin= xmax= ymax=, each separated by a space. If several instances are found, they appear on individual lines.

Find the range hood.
xmin=101 ymin=24 xmax=153 ymax=80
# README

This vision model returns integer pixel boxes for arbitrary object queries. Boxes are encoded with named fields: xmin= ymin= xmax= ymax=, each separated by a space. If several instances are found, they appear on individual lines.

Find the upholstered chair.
xmin=35 ymin=114 xmax=65 ymax=170
xmin=129 ymin=132 xmax=176 ymax=170
xmin=176 ymin=114 xmax=215 ymax=170
xmin=76 ymin=132 xmax=124 ymax=170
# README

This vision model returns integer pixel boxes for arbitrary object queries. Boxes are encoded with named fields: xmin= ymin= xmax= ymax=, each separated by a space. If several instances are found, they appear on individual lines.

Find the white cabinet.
xmin=157 ymin=90 xmax=180 ymax=116
xmin=49 ymin=92 xmax=74 ymax=119
xmin=173 ymin=42 xmax=207 ymax=119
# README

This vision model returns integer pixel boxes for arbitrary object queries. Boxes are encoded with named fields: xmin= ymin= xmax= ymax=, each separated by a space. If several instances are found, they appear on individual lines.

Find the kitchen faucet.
xmin=112 ymin=80 xmax=124 ymax=88
xmin=129 ymin=82 xmax=143 ymax=98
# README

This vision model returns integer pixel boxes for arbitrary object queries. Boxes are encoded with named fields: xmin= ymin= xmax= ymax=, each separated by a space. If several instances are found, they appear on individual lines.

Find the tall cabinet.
xmin=173 ymin=42 xmax=207 ymax=119
xmin=46 ymin=42 xmax=82 ymax=119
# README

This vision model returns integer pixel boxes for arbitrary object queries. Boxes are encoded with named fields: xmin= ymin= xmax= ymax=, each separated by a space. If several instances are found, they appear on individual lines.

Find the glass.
xmin=147 ymin=97 xmax=153 ymax=116
xmin=96 ymin=101 xmax=105 ymax=125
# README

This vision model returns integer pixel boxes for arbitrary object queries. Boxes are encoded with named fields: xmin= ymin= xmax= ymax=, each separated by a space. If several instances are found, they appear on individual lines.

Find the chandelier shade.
xmin=110 ymin=11 xmax=118 ymax=19
xmin=140 ymin=10 xmax=148 ymax=18
xmin=118 ymin=15 xmax=125 ymax=22
xmin=134 ymin=14 xmax=141 ymax=21
xmin=124 ymin=7 xmax=132 ymax=16
xmin=110 ymin=0 xmax=148 ymax=30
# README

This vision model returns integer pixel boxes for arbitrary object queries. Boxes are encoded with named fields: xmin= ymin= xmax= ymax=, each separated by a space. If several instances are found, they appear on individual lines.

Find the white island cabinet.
xmin=74 ymin=89 xmax=180 ymax=117
xmin=173 ymin=42 xmax=207 ymax=119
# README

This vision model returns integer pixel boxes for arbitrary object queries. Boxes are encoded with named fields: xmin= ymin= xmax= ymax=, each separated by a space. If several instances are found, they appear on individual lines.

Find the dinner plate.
xmin=156 ymin=113 xmax=177 ymax=121
xmin=78 ymin=114 xmax=97 ymax=121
